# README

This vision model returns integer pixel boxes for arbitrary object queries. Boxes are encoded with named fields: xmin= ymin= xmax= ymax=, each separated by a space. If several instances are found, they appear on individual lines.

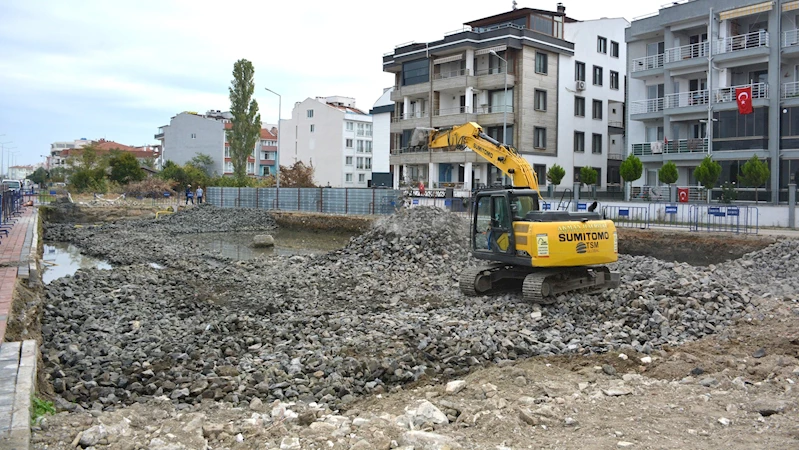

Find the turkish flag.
xmin=678 ymin=188 xmax=689 ymax=203
xmin=736 ymin=86 xmax=753 ymax=115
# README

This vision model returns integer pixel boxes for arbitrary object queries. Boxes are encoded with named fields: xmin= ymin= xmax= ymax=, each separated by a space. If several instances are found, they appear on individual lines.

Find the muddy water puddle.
xmin=176 ymin=229 xmax=357 ymax=260
xmin=42 ymin=243 xmax=112 ymax=284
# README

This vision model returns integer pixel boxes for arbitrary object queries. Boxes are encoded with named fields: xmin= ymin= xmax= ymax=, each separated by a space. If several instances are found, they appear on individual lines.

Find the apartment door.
xmin=692 ymin=122 xmax=706 ymax=139
xmin=689 ymin=33 xmax=708 ymax=58
xmin=646 ymin=84 xmax=664 ymax=112
xmin=646 ymin=42 xmax=665 ymax=69
xmin=688 ymin=79 xmax=707 ymax=105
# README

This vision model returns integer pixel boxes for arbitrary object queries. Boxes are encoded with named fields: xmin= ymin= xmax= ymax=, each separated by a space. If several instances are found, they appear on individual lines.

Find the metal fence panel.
xmin=602 ymin=205 xmax=650 ymax=229
xmin=647 ymin=203 xmax=692 ymax=229
xmin=689 ymin=205 xmax=759 ymax=234
xmin=207 ymin=187 xmax=403 ymax=215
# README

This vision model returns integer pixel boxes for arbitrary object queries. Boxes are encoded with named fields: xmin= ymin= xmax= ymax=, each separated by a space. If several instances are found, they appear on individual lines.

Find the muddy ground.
xmin=22 ymin=204 xmax=799 ymax=450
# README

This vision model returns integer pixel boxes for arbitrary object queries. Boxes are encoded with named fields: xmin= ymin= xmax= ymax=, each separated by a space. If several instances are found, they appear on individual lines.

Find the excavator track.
xmin=459 ymin=263 xmax=508 ymax=297
xmin=522 ymin=270 xmax=559 ymax=305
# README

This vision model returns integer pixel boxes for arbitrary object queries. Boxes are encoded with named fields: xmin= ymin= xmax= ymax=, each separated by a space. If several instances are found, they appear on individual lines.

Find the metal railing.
xmin=715 ymin=30 xmax=769 ymax=54
xmin=602 ymin=205 xmax=650 ymax=229
xmin=714 ymin=82 xmax=768 ymax=102
xmin=391 ymin=111 xmax=429 ymax=122
xmin=607 ymin=153 xmax=623 ymax=160
xmin=434 ymin=69 xmax=469 ymax=79
xmin=664 ymin=41 xmax=709 ymax=63
xmin=631 ymin=138 xmax=708 ymax=156
xmin=665 ymin=89 xmax=709 ymax=108
xmin=475 ymin=105 xmax=513 ymax=114
xmin=607 ymin=121 xmax=623 ymax=128
xmin=473 ymin=67 xmax=509 ymax=76
xmin=631 ymin=53 xmax=664 ymax=72
xmin=629 ymin=98 xmax=664 ymax=115
xmin=783 ymin=81 xmax=799 ymax=99
xmin=783 ymin=29 xmax=799 ymax=47
xmin=208 ymin=187 xmax=405 ymax=216
xmin=434 ymin=107 xmax=469 ymax=116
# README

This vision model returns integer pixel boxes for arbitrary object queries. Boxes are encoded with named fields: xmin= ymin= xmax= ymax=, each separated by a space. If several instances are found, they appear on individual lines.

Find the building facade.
xmin=48 ymin=138 xmax=93 ymax=169
xmin=279 ymin=96 xmax=374 ymax=187
xmin=155 ymin=110 xmax=276 ymax=177
xmin=370 ymin=87 xmax=394 ymax=175
xmin=8 ymin=165 xmax=36 ymax=180
xmin=383 ymin=4 xmax=627 ymax=191
xmin=627 ymin=0 xmax=799 ymax=203
xmin=48 ymin=138 xmax=159 ymax=170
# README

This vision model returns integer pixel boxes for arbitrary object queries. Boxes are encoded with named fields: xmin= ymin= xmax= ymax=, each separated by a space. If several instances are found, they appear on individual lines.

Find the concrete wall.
xmin=519 ymin=46 xmax=558 ymax=154
xmin=163 ymin=113 xmax=225 ymax=175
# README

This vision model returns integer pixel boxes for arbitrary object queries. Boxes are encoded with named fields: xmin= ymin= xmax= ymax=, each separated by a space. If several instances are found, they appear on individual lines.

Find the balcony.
xmin=390 ymin=111 xmax=429 ymax=133
xmin=664 ymin=41 xmax=709 ymax=67
xmin=665 ymin=89 xmax=709 ymax=112
xmin=474 ymin=68 xmax=515 ymax=90
xmin=390 ymin=83 xmax=430 ymax=102
xmin=631 ymin=54 xmax=664 ymax=75
xmin=631 ymin=138 xmax=708 ymax=156
xmin=782 ymin=81 xmax=799 ymax=99
xmin=713 ymin=82 xmax=768 ymax=103
xmin=433 ymin=68 xmax=470 ymax=91
xmin=714 ymin=31 xmax=769 ymax=64
xmin=607 ymin=153 xmax=623 ymax=160
xmin=783 ymin=29 xmax=799 ymax=48
xmin=629 ymin=98 xmax=664 ymax=117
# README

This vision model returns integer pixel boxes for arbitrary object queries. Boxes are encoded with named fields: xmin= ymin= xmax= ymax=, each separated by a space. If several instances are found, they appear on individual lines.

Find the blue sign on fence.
xmin=727 ymin=207 xmax=739 ymax=216
xmin=542 ymin=202 xmax=551 ymax=210
xmin=665 ymin=206 xmax=678 ymax=214
xmin=618 ymin=208 xmax=629 ymax=217
xmin=708 ymin=207 xmax=720 ymax=214
xmin=577 ymin=203 xmax=587 ymax=211
xmin=412 ymin=199 xmax=419 ymax=205
xmin=444 ymin=199 xmax=452 ymax=206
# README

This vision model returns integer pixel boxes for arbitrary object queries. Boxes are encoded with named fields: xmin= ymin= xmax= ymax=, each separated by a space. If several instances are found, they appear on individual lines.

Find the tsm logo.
xmin=575 ymin=242 xmax=587 ymax=254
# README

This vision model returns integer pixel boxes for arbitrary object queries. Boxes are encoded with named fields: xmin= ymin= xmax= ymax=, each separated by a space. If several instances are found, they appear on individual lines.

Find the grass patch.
xmin=31 ymin=396 xmax=56 ymax=424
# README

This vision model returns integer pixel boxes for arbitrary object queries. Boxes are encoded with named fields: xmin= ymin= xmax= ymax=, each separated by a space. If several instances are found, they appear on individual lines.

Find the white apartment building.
xmin=556 ymin=17 xmax=629 ymax=189
xmin=279 ymin=96 xmax=374 ymax=187
xmin=48 ymin=138 xmax=93 ymax=169
xmin=370 ymin=87 xmax=394 ymax=174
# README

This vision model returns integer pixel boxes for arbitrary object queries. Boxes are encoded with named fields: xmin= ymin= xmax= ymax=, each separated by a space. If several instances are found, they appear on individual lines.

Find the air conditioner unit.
xmin=576 ymin=81 xmax=586 ymax=91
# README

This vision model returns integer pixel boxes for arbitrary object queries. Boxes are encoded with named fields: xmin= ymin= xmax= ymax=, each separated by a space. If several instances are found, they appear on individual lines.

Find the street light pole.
xmin=264 ymin=88 xmax=281 ymax=189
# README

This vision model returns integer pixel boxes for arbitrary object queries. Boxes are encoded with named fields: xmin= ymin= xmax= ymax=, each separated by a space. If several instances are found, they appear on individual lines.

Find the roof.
xmin=94 ymin=139 xmax=138 ymax=152
xmin=260 ymin=128 xmax=278 ymax=139
xmin=328 ymin=104 xmax=367 ymax=114
xmin=464 ymin=7 xmax=566 ymax=27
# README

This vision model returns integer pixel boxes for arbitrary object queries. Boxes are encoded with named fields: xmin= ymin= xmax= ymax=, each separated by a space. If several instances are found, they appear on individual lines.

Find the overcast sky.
xmin=0 ymin=0 xmax=669 ymax=167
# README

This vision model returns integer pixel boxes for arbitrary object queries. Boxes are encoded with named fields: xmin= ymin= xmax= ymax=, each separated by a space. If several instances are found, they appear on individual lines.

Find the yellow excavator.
xmin=414 ymin=122 xmax=620 ymax=304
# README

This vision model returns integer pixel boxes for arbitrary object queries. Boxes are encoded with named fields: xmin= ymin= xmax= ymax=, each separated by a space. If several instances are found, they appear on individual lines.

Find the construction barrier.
xmin=601 ymin=205 xmax=650 ymax=229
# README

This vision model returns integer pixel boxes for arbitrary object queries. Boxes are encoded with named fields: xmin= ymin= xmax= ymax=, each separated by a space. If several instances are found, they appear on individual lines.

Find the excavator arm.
xmin=426 ymin=122 xmax=540 ymax=194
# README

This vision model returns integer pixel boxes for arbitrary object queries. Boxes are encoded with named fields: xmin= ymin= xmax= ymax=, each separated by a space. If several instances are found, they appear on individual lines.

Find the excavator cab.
xmin=472 ymin=189 xmax=539 ymax=257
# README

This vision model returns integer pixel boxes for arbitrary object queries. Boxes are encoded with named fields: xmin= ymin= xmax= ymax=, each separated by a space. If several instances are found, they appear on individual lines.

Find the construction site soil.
xmin=17 ymin=203 xmax=799 ymax=449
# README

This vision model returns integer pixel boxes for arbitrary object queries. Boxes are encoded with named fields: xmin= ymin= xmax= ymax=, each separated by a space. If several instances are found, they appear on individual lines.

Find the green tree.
xmin=546 ymin=164 xmax=565 ymax=187
xmin=109 ymin=152 xmax=145 ymax=185
xmin=740 ymin=155 xmax=770 ymax=203
xmin=66 ymin=143 xmax=109 ymax=193
xmin=619 ymin=155 xmax=643 ymax=184
xmin=658 ymin=161 xmax=679 ymax=185
xmin=27 ymin=167 xmax=48 ymax=185
xmin=579 ymin=167 xmax=598 ymax=186
xmin=188 ymin=153 xmax=215 ymax=178
xmin=227 ymin=59 xmax=261 ymax=183
xmin=693 ymin=156 xmax=722 ymax=202
xmin=49 ymin=167 xmax=67 ymax=183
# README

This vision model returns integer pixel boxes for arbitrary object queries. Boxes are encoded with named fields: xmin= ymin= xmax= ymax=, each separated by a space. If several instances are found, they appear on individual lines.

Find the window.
xmin=597 ymin=36 xmax=607 ymax=54
xmin=534 ymin=127 xmax=546 ymax=149
xmin=357 ymin=122 xmax=365 ymax=136
xmin=611 ymin=41 xmax=619 ymax=58
xmin=358 ymin=173 xmax=365 ymax=183
xmin=310 ymin=124 xmax=315 ymax=132
xmin=247 ymin=162 xmax=255 ymax=173
xmin=366 ymin=141 xmax=373 ymax=153
xmin=365 ymin=123 xmax=373 ymax=136
xmin=224 ymin=147 xmax=230 ymax=158
xmin=190 ymin=133 xmax=196 ymax=139
xmin=402 ymin=58 xmax=429 ymax=86
xmin=610 ymin=71 xmax=619 ymax=90
xmin=534 ymin=89 xmax=547 ymax=111
xmin=535 ymin=52 xmax=548 ymax=74
xmin=225 ymin=161 xmax=233 ymax=172
xmin=592 ymin=134 xmax=603 ymax=154
xmin=574 ymin=131 xmax=585 ymax=152
xmin=486 ymin=125 xmax=514 ymax=146
xmin=357 ymin=140 xmax=365 ymax=152
xmin=592 ymin=100 xmax=603 ymax=120
xmin=365 ymin=157 xmax=372 ymax=169
xmin=575 ymin=61 xmax=585 ymax=82
xmin=533 ymin=164 xmax=546 ymax=186
xmin=346 ymin=156 xmax=353 ymax=165
xmin=262 ymin=166 xmax=271 ymax=176
xmin=489 ymin=88 xmax=513 ymax=113
xmin=357 ymin=157 xmax=364 ymax=169
xmin=593 ymin=66 xmax=603 ymax=86
xmin=346 ymin=121 xmax=354 ymax=131
xmin=574 ymin=97 xmax=585 ymax=117
xmin=346 ymin=173 xmax=353 ymax=182
xmin=307 ymin=109 xmax=314 ymax=118
xmin=346 ymin=139 xmax=353 ymax=148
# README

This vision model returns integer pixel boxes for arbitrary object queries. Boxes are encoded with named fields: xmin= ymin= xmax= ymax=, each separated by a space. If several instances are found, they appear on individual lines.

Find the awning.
xmin=475 ymin=45 xmax=507 ymax=56
xmin=719 ymin=1 xmax=773 ymax=21
xmin=433 ymin=54 xmax=463 ymax=64
xmin=783 ymin=0 xmax=799 ymax=12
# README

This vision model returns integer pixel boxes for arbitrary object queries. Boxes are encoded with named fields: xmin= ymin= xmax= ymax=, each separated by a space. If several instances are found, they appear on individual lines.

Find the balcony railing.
xmin=392 ymin=111 xmax=429 ymax=122
xmin=713 ymin=82 xmax=768 ymax=103
xmin=665 ymin=89 xmax=709 ymax=108
xmin=783 ymin=29 xmax=799 ymax=47
xmin=434 ymin=107 xmax=468 ymax=116
xmin=664 ymin=41 xmax=709 ymax=63
xmin=608 ymin=153 xmax=623 ymax=160
xmin=434 ymin=69 xmax=469 ymax=79
xmin=629 ymin=98 xmax=664 ymax=115
xmin=631 ymin=54 xmax=664 ymax=72
xmin=475 ymin=105 xmax=513 ymax=114
xmin=631 ymin=138 xmax=708 ymax=156
xmin=783 ymin=81 xmax=799 ymax=99
xmin=473 ymin=68 xmax=509 ymax=76
xmin=715 ymin=30 xmax=769 ymax=54
xmin=608 ymin=120 xmax=623 ymax=128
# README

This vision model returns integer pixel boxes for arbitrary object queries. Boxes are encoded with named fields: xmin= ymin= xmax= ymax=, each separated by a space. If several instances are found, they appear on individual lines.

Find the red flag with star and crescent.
xmin=736 ymin=86 xmax=753 ymax=115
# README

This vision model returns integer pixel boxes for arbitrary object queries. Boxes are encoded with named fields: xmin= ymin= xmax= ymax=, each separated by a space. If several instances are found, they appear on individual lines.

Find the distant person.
xmin=196 ymin=186 xmax=204 ymax=204
xmin=419 ymin=180 xmax=425 ymax=195
xmin=185 ymin=184 xmax=194 ymax=205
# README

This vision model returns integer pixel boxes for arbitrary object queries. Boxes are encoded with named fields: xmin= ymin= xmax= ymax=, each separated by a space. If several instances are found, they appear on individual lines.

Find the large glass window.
xmin=575 ymin=61 xmax=586 ymax=81
xmin=402 ymin=59 xmax=429 ymax=86
xmin=487 ymin=125 xmax=514 ymax=146
xmin=531 ymin=14 xmax=553 ymax=35
xmin=535 ymin=52 xmax=548 ymax=74
xmin=489 ymin=88 xmax=514 ymax=113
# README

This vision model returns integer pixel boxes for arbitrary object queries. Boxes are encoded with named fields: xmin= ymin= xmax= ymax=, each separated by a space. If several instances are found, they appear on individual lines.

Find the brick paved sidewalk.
xmin=0 ymin=206 xmax=36 ymax=345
